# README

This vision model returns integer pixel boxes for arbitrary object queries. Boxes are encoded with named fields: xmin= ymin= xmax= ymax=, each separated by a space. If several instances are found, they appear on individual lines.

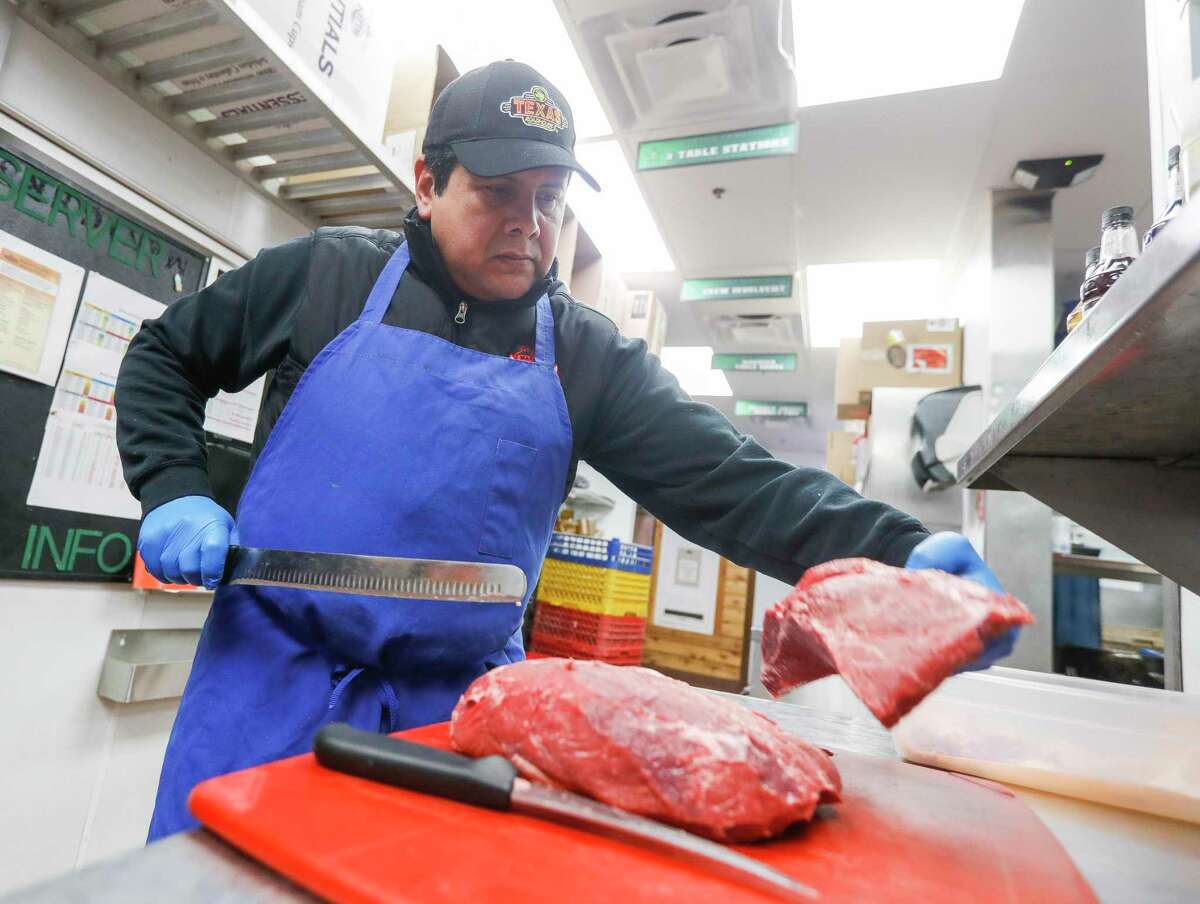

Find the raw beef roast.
xmin=451 ymin=658 xmax=840 ymax=842
xmin=761 ymin=559 xmax=1034 ymax=727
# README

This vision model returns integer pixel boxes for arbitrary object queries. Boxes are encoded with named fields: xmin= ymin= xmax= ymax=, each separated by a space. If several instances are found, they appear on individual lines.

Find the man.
xmin=116 ymin=61 xmax=1015 ymax=840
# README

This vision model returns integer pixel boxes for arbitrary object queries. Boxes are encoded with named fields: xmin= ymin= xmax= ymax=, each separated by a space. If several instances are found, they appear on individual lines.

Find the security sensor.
xmin=1012 ymin=155 xmax=1103 ymax=190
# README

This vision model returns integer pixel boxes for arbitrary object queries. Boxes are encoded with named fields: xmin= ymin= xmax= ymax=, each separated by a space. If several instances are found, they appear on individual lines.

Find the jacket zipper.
xmin=454 ymin=301 xmax=468 ymax=326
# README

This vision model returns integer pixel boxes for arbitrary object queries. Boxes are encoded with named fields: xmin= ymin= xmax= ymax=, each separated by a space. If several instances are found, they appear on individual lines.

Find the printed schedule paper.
xmin=26 ymin=273 xmax=164 ymax=519
xmin=205 ymin=376 xmax=265 ymax=445
xmin=0 ymin=229 xmax=85 ymax=386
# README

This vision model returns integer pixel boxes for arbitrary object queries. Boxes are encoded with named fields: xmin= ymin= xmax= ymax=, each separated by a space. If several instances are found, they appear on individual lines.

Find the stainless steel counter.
xmin=4 ymin=695 xmax=1197 ymax=902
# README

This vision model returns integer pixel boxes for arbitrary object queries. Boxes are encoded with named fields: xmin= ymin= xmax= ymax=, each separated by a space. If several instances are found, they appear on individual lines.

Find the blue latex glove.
xmin=138 ymin=495 xmax=237 ymax=589
xmin=905 ymin=531 xmax=1019 ymax=671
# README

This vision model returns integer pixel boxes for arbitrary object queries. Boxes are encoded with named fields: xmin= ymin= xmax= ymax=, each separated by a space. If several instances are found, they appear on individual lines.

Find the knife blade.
xmin=313 ymin=723 xmax=818 ymax=902
xmin=222 ymin=547 xmax=526 ymax=604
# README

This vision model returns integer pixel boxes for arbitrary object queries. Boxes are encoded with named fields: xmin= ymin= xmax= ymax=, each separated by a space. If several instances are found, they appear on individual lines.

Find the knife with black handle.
xmin=314 ymin=723 xmax=818 ymax=901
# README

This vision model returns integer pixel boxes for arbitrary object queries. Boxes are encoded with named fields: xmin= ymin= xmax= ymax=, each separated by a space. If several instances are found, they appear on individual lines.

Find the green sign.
xmin=0 ymin=149 xmax=176 ymax=277
xmin=712 ymin=353 xmax=796 ymax=372
xmin=680 ymin=275 xmax=793 ymax=302
xmin=638 ymin=123 xmax=798 ymax=171
xmin=20 ymin=524 xmax=134 ymax=575
xmin=735 ymin=400 xmax=808 ymax=418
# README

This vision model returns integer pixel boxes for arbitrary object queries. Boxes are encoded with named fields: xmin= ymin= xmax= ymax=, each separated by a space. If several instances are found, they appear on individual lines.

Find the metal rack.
xmin=1052 ymin=554 xmax=1162 ymax=585
xmin=957 ymin=197 xmax=1200 ymax=599
xmin=97 ymin=628 xmax=200 ymax=703
xmin=17 ymin=0 xmax=416 ymax=231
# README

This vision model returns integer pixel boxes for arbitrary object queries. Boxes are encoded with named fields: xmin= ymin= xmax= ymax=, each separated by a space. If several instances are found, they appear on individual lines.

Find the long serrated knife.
xmin=222 ymin=546 xmax=526 ymax=604
xmin=314 ymin=723 xmax=818 ymax=901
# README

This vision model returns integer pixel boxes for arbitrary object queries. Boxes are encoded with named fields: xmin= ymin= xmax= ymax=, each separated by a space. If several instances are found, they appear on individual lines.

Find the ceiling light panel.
xmin=569 ymin=140 xmax=674 ymax=273
xmin=404 ymin=0 xmax=612 ymax=139
xmin=660 ymin=346 xmax=733 ymax=397
xmin=805 ymin=260 xmax=949 ymax=348
xmin=793 ymin=0 xmax=1025 ymax=107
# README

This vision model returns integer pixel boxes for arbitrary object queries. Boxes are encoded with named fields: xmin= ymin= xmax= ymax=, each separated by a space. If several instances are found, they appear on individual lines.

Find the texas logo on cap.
xmin=500 ymin=86 xmax=568 ymax=133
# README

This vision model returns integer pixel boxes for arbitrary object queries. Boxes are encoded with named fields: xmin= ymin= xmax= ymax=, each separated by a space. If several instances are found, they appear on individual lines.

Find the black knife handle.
xmin=314 ymin=723 xmax=518 ymax=811
xmin=220 ymin=545 xmax=247 ymax=584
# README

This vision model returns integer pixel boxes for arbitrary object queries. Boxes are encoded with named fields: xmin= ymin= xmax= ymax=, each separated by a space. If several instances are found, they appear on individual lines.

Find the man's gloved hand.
xmin=906 ymin=531 xmax=1019 ymax=671
xmin=138 ymin=495 xmax=237 ymax=589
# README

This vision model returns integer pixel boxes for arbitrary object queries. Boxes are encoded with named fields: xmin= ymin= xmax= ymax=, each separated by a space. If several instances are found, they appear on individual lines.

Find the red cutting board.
xmin=191 ymin=723 xmax=1096 ymax=904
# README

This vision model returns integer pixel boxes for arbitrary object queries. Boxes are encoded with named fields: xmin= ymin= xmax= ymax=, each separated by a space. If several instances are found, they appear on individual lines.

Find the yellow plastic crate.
xmin=536 ymin=558 xmax=651 ymax=617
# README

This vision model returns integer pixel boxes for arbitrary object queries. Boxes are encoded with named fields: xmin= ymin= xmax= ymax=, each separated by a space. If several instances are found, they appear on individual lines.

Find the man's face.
xmin=415 ymin=160 xmax=569 ymax=301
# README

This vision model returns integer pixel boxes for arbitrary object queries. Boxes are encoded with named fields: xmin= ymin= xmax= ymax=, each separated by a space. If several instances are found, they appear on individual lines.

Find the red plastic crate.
xmin=527 ymin=641 xmax=642 ymax=666
xmin=529 ymin=630 xmax=644 ymax=659
xmin=532 ymin=602 xmax=646 ymax=646
xmin=530 ymin=601 xmax=646 ymax=664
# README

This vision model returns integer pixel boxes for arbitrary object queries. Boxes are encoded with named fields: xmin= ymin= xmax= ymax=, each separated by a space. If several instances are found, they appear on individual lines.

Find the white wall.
xmin=1183 ymin=588 xmax=1200 ymax=695
xmin=571 ymin=462 xmax=637 ymax=543
xmin=0 ymin=581 xmax=211 ymax=893
xmin=0 ymin=15 xmax=310 ymax=894
xmin=946 ymin=196 xmax=993 ymax=392
xmin=751 ymin=571 xmax=792 ymax=634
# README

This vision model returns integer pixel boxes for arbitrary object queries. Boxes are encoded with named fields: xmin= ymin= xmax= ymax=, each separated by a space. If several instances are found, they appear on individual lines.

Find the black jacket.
xmin=114 ymin=211 xmax=928 ymax=584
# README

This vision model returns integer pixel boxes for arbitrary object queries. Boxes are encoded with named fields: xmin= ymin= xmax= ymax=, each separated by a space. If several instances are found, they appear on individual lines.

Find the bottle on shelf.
xmin=1143 ymin=144 xmax=1184 ymax=250
xmin=1067 ymin=206 xmax=1139 ymax=334
xmin=1066 ymin=245 xmax=1101 ymax=333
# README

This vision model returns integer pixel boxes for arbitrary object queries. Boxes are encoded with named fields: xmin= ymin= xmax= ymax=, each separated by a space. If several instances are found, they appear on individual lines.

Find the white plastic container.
xmin=892 ymin=667 xmax=1200 ymax=824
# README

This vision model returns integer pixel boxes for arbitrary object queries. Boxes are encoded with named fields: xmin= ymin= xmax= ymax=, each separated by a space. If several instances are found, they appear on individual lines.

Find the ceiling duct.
xmin=706 ymin=313 xmax=801 ymax=346
xmin=572 ymin=0 xmax=795 ymax=131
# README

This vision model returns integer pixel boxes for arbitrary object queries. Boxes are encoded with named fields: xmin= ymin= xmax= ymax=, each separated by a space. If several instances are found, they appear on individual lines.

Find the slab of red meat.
xmin=761 ymin=559 xmax=1034 ymax=727
xmin=450 ymin=658 xmax=841 ymax=843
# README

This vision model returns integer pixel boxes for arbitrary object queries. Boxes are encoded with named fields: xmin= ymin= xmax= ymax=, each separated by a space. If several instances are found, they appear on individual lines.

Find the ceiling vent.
xmin=707 ymin=313 xmax=801 ymax=346
xmin=574 ymin=0 xmax=795 ymax=131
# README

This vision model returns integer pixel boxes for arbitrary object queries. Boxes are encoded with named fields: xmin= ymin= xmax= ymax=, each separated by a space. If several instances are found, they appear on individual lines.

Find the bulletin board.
xmin=0 ymin=131 xmax=241 ymax=582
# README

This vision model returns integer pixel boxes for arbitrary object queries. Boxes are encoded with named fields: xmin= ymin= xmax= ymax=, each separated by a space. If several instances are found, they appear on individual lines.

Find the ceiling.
xmin=555 ymin=0 xmax=1152 ymax=464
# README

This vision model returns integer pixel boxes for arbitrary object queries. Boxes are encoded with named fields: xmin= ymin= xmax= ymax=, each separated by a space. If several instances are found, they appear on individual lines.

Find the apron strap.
xmin=328 ymin=666 xmax=402 ymax=733
xmin=360 ymin=242 xmax=412 ymax=325
xmin=533 ymin=294 xmax=556 ymax=367
xmin=365 ymin=242 xmax=555 ymax=371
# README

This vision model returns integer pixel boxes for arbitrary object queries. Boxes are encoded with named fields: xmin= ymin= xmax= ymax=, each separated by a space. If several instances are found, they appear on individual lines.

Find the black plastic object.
xmin=1011 ymin=155 xmax=1103 ymax=190
xmin=314 ymin=723 xmax=518 ymax=811
xmin=910 ymin=385 xmax=982 ymax=491
xmin=1102 ymin=205 xmax=1134 ymax=228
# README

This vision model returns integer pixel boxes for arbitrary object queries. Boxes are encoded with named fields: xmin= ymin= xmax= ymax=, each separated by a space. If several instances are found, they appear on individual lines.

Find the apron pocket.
xmin=478 ymin=439 xmax=539 ymax=559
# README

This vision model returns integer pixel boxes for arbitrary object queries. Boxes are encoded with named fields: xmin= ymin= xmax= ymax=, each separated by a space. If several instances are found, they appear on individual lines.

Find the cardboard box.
xmin=835 ymin=319 xmax=963 ymax=419
xmin=622 ymin=290 xmax=667 ymax=355
xmin=835 ymin=337 xmax=873 ymax=420
xmin=825 ymin=430 xmax=859 ymax=486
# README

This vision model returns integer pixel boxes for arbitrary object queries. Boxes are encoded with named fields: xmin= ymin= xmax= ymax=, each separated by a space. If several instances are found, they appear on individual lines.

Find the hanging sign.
xmin=638 ymin=123 xmax=798 ymax=171
xmin=735 ymin=400 xmax=808 ymax=417
xmin=711 ymin=353 xmax=796 ymax=372
xmin=242 ymin=0 xmax=401 ymax=138
xmin=680 ymin=275 xmax=793 ymax=302
xmin=0 ymin=150 xmax=190 ymax=281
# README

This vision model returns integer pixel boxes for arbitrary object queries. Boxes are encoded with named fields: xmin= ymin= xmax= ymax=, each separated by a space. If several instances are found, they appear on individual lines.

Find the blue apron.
xmin=147 ymin=243 xmax=572 ymax=839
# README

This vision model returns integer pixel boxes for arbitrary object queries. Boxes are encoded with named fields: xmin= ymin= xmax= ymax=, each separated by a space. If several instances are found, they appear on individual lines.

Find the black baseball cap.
xmin=423 ymin=60 xmax=600 ymax=191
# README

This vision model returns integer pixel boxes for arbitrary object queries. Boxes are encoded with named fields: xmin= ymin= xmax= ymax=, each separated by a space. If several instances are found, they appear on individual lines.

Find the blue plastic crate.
xmin=545 ymin=533 xmax=653 ymax=574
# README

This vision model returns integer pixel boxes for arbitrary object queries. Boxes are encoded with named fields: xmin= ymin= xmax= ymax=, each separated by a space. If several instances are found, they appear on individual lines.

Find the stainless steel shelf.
xmin=565 ymin=488 xmax=616 ymax=510
xmin=1052 ymin=554 xmax=1161 ymax=584
xmin=97 ymin=628 xmax=199 ymax=704
xmin=957 ymin=197 xmax=1200 ymax=595
xmin=18 ymin=0 xmax=416 ymax=233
